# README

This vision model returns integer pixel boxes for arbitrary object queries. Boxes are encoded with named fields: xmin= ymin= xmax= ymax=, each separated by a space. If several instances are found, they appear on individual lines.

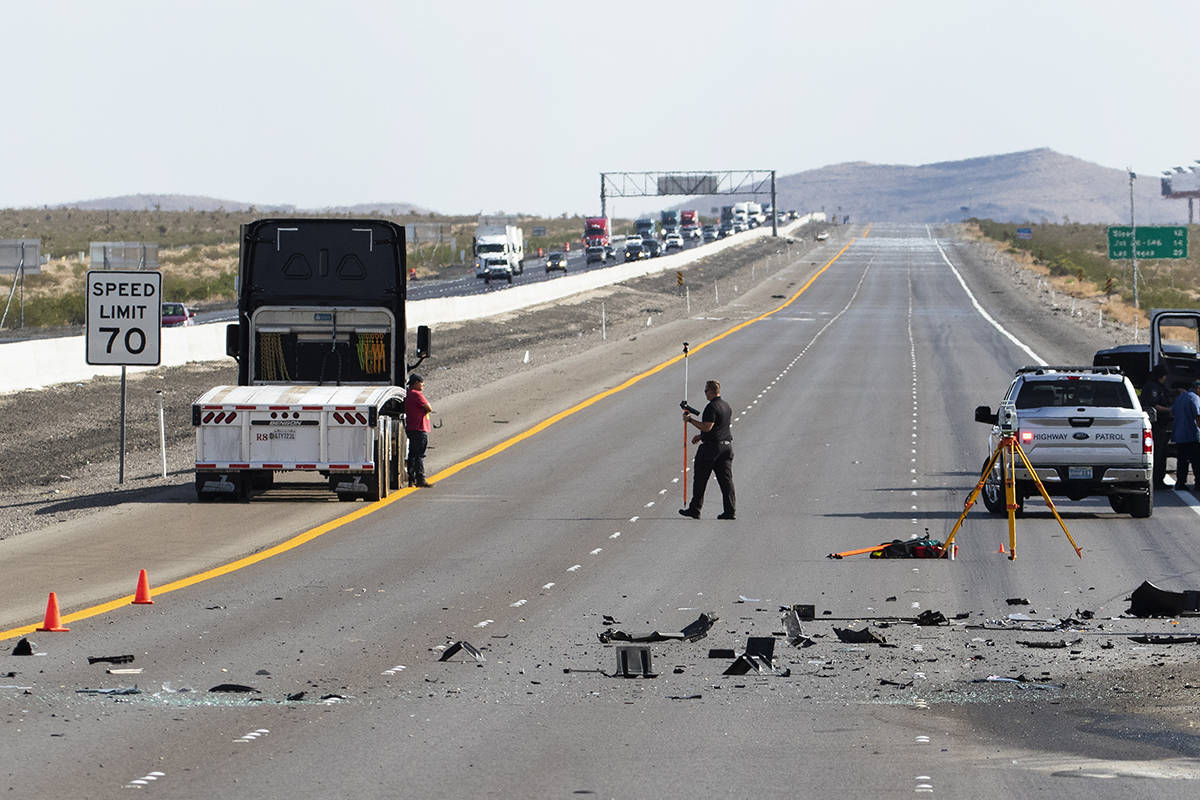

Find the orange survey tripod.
xmin=943 ymin=429 xmax=1082 ymax=561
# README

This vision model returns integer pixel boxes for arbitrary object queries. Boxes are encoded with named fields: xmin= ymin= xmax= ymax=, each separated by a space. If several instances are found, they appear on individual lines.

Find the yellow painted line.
xmin=0 ymin=237 xmax=857 ymax=642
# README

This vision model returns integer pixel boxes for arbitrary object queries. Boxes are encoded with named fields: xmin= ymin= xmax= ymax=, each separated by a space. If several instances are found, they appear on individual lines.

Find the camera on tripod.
xmin=998 ymin=402 xmax=1018 ymax=436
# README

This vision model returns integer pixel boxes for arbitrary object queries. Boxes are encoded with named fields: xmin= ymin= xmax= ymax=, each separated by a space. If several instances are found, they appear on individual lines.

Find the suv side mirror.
xmin=974 ymin=405 xmax=997 ymax=425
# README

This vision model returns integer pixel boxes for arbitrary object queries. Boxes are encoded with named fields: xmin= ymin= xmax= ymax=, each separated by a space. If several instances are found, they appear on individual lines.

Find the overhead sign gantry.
xmin=600 ymin=170 xmax=778 ymax=235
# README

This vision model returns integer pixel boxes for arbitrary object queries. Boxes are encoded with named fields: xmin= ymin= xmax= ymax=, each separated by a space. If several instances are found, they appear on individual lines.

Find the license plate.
xmin=1068 ymin=466 xmax=1093 ymax=480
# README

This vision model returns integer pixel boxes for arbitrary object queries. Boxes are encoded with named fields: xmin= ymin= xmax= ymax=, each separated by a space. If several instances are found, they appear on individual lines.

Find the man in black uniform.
xmin=1141 ymin=365 xmax=1173 ymax=489
xmin=679 ymin=379 xmax=736 ymax=520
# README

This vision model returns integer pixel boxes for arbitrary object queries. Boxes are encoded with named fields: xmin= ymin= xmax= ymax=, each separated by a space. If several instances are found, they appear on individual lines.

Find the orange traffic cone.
xmin=997 ymin=543 xmax=1006 ymax=554
xmin=132 ymin=569 xmax=155 ymax=605
xmin=36 ymin=592 xmax=69 ymax=631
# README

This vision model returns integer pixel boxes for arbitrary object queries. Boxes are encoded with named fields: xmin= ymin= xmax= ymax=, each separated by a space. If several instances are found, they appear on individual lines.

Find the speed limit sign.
xmin=86 ymin=270 xmax=162 ymax=366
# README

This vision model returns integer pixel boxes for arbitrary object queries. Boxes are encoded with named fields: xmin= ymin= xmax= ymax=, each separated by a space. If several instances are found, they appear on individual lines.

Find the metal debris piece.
xmin=1128 ymin=580 xmax=1200 ymax=617
xmin=914 ymin=610 xmax=947 ymax=626
xmin=602 ymin=615 xmax=619 ymax=625
xmin=107 ymin=668 xmax=142 ymax=675
xmin=11 ymin=638 xmax=34 ymax=656
xmin=209 ymin=683 xmax=260 ymax=693
xmin=707 ymin=648 xmax=736 ymax=659
xmin=879 ymin=678 xmax=913 ymax=688
xmin=1006 ymin=598 xmax=1030 ymax=606
xmin=1128 ymin=635 xmax=1199 ymax=645
xmin=614 ymin=645 xmax=656 ymax=678
xmin=833 ymin=627 xmax=887 ymax=645
xmin=439 ymin=641 xmax=486 ymax=662
xmin=668 ymin=694 xmax=702 ymax=700
xmin=87 ymin=654 xmax=134 ymax=665
xmin=599 ymin=612 xmax=718 ymax=644
xmin=971 ymin=674 xmax=1061 ymax=690
xmin=1016 ymin=640 xmax=1067 ymax=649
xmin=781 ymin=607 xmax=814 ymax=647
xmin=76 ymin=686 xmax=140 ymax=695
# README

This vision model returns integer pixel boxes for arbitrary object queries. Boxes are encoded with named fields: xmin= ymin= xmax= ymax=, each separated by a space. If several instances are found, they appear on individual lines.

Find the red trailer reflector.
xmin=264 ymin=464 xmax=283 ymax=469
xmin=329 ymin=464 xmax=350 ymax=469
xmin=354 ymin=412 xmax=368 ymax=424
xmin=196 ymin=463 xmax=216 ymax=469
xmin=231 ymin=463 xmax=250 ymax=469
xmin=202 ymin=411 xmax=215 ymax=423
xmin=333 ymin=412 xmax=345 ymax=424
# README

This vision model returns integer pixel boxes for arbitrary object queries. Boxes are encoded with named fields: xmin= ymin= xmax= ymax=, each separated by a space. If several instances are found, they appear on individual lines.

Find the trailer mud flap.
xmin=332 ymin=477 xmax=369 ymax=495
xmin=196 ymin=473 xmax=237 ymax=496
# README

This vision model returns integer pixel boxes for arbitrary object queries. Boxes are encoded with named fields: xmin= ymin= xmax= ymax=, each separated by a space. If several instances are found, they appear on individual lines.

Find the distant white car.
xmin=664 ymin=232 xmax=684 ymax=251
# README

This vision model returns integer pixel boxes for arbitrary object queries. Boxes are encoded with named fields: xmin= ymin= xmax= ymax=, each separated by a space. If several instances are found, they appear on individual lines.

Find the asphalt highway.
xmin=4 ymin=224 xmax=1200 ymax=798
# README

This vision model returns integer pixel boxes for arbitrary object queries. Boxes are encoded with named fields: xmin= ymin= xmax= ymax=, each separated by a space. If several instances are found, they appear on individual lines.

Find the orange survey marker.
xmin=36 ymin=592 xmax=69 ymax=631
xmin=132 ymin=569 xmax=155 ymax=605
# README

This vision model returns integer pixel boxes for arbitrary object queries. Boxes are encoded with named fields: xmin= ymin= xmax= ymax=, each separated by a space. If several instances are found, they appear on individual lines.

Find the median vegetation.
xmin=0 ymin=209 xmax=628 ymax=329
xmin=971 ymin=219 xmax=1200 ymax=312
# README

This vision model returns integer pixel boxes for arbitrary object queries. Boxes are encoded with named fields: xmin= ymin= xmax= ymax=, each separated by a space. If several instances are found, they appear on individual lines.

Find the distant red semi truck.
xmin=583 ymin=216 xmax=611 ymax=247
xmin=680 ymin=209 xmax=700 ymax=239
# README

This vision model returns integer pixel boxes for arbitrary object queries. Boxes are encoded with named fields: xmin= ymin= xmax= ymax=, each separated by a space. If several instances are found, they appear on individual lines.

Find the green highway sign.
xmin=1107 ymin=225 xmax=1188 ymax=259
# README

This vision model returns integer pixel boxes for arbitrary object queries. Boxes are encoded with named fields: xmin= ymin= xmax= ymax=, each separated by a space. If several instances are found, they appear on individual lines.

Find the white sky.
xmin=6 ymin=0 xmax=1200 ymax=217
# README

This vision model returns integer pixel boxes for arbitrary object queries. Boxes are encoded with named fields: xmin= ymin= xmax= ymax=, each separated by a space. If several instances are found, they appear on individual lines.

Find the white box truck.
xmin=474 ymin=217 xmax=525 ymax=282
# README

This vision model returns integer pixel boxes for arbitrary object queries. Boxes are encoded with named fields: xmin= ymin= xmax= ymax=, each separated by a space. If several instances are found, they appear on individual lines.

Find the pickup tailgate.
xmin=1019 ymin=409 xmax=1147 ymax=466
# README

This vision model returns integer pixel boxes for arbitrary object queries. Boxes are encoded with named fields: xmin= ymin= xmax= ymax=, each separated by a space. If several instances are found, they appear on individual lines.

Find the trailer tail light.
xmin=1144 ymin=428 xmax=1154 ymax=454
xmin=332 ymin=408 xmax=369 ymax=425
xmin=1020 ymin=430 xmax=1033 ymax=444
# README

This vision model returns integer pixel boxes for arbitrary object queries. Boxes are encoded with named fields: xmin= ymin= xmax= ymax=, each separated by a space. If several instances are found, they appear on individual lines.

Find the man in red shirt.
xmin=404 ymin=373 xmax=434 ymax=487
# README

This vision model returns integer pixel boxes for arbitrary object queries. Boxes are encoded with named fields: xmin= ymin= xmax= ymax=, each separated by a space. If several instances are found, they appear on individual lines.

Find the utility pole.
xmin=1128 ymin=168 xmax=1139 ymax=313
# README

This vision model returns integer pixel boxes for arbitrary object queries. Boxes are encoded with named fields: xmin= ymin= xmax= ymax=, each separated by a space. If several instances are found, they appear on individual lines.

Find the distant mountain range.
xmin=41 ymin=149 xmax=1193 ymax=224
xmin=50 ymin=193 xmax=433 ymax=216
xmin=688 ymin=148 xmax=1187 ymax=225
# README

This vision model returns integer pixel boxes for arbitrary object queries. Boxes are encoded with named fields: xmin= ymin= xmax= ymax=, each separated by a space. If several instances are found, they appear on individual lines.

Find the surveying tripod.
xmin=944 ymin=431 xmax=1082 ymax=561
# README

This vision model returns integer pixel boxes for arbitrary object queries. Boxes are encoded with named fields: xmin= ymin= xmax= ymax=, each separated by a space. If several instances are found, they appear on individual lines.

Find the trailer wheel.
xmin=366 ymin=442 xmax=388 ymax=502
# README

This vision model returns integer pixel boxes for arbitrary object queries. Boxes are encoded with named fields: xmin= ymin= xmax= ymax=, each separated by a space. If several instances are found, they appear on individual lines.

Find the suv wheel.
xmin=980 ymin=457 xmax=1024 ymax=515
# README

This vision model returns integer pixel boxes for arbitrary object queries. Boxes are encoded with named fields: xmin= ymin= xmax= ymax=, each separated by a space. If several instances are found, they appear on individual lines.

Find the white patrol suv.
xmin=973 ymin=366 xmax=1154 ymax=518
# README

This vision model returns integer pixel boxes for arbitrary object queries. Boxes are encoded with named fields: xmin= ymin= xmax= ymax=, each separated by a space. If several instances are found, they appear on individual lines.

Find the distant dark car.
xmin=642 ymin=238 xmax=663 ymax=258
xmin=545 ymin=251 xmax=568 ymax=272
xmin=624 ymin=242 xmax=646 ymax=261
xmin=586 ymin=245 xmax=615 ymax=264
xmin=161 ymin=302 xmax=195 ymax=327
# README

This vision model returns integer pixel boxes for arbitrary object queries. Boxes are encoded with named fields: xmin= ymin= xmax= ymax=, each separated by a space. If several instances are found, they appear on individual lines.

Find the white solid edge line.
xmin=933 ymin=239 xmax=1046 ymax=367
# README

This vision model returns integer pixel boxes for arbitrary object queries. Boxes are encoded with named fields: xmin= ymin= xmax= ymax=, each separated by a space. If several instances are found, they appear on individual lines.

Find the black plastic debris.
xmin=11 ymin=638 xmax=34 ymax=656
xmin=602 ymin=615 xmax=619 ymax=626
xmin=707 ymin=648 xmax=737 ymax=659
xmin=1006 ymin=598 xmax=1030 ymax=606
xmin=87 ymin=654 xmax=134 ymax=665
xmin=723 ymin=655 xmax=769 ymax=675
xmin=1128 ymin=580 xmax=1200 ymax=617
xmin=879 ymin=678 xmax=913 ymax=688
xmin=914 ymin=610 xmax=947 ymax=627
xmin=209 ymin=683 xmax=260 ymax=693
xmin=76 ymin=686 xmax=140 ymax=695
xmin=833 ymin=627 xmax=887 ymax=645
xmin=668 ymin=694 xmax=702 ymax=700
xmin=1016 ymin=640 xmax=1067 ymax=649
xmin=614 ymin=645 xmax=656 ymax=678
xmin=599 ymin=612 xmax=718 ymax=644
xmin=680 ymin=613 xmax=717 ymax=642
xmin=746 ymin=637 xmax=775 ymax=661
xmin=286 ymin=691 xmax=306 ymax=701
xmin=439 ymin=641 xmax=486 ymax=662
xmin=1128 ymin=635 xmax=1199 ymax=645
